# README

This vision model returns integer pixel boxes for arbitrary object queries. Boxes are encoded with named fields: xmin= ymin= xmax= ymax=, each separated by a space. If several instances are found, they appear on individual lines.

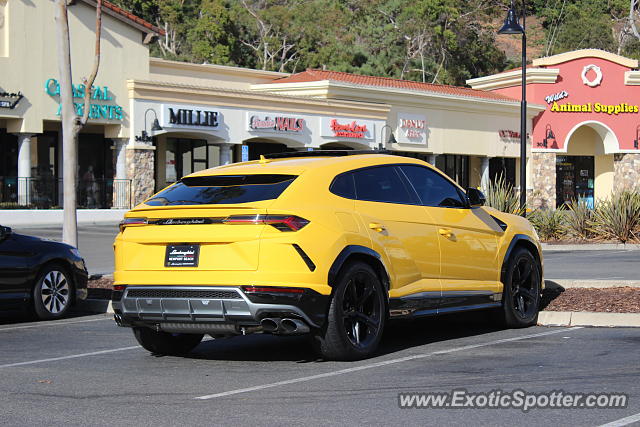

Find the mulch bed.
xmin=87 ymin=276 xmax=114 ymax=299
xmin=541 ymin=287 xmax=640 ymax=313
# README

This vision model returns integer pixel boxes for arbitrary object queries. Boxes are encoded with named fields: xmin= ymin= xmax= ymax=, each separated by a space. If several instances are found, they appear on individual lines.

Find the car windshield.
xmin=145 ymin=174 xmax=297 ymax=206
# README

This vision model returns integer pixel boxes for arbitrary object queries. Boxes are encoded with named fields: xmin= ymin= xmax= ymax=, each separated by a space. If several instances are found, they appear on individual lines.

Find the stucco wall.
xmin=0 ymin=1 xmax=150 ymax=136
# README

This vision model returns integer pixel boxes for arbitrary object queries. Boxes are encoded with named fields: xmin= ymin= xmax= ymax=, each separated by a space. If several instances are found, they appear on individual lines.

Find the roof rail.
xmin=263 ymin=150 xmax=394 ymax=159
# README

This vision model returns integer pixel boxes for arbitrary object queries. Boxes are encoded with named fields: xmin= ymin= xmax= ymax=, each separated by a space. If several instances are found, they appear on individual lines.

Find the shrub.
xmin=564 ymin=199 xmax=594 ymax=240
xmin=483 ymin=174 xmax=524 ymax=215
xmin=528 ymin=207 xmax=566 ymax=241
xmin=590 ymin=190 xmax=640 ymax=243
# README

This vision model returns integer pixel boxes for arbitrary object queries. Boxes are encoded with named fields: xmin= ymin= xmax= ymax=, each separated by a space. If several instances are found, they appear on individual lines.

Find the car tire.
xmin=33 ymin=263 xmax=74 ymax=320
xmin=500 ymin=247 xmax=541 ymax=328
xmin=313 ymin=261 xmax=386 ymax=361
xmin=132 ymin=327 xmax=204 ymax=355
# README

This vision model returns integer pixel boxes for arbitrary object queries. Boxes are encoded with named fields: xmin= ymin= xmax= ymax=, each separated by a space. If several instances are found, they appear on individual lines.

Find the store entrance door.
xmin=556 ymin=155 xmax=594 ymax=208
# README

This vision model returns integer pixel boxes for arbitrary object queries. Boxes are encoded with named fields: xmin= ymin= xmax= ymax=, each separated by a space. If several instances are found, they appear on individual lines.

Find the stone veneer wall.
xmin=530 ymin=152 xmax=556 ymax=209
xmin=613 ymin=153 xmax=640 ymax=192
xmin=126 ymin=147 xmax=155 ymax=206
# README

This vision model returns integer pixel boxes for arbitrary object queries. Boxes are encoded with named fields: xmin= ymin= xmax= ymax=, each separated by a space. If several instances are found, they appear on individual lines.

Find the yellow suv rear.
xmin=112 ymin=152 xmax=543 ymax=360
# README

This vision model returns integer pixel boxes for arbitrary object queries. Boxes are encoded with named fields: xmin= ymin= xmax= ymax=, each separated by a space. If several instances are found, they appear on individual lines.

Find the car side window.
xmin=399 ymin=165 xmax=467 ymax=208
xmin=352 ymin=166 xmax=416 ymax=205
xmin=329 ymin=172 xmax=356 ymax=199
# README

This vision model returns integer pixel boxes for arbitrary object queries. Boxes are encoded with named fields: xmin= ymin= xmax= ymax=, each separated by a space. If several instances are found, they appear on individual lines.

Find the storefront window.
xmin=490 ymin=157 xmax=516 ymax=187
xmin=556 ymin=155 xmax=594 ymax=208
xmin=166 ymin=138 xmax=219 ymax=183
xmin=435 ymin=154 xmax=469 ymax=188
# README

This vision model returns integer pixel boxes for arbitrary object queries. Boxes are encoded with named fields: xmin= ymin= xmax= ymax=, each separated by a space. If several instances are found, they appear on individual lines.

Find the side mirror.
xmin=0 ymin=226 xmax=12 ymax=240
xmin=466 ymin=188 xmax=486 ymax=207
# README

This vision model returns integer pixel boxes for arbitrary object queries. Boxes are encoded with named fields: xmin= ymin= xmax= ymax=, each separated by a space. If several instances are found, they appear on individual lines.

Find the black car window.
xmin=399 ymin=165 xmax=467 ymax=208
xmin=352 ymin=166 xmax=416 ymax=205
xmin=330 ymin=172 xmax=356 ymax=199
xmin=145 ymin=174 xmax=296 ymax=206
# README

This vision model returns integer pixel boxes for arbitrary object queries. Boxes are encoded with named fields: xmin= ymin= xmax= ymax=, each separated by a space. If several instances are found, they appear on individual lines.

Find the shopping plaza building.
xmin=1 ymin=0 xmax=638 ymax=212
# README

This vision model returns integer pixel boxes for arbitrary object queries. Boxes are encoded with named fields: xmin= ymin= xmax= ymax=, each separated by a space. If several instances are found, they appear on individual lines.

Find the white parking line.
xmin=0 ymin=317 xmax=109 ymax=332
xmin=0 ymin=346 xmax=141 ymax=369
xmin=599 ymin=412 xmax=640 ymax=427
xmin=194 ymin=327 xmax=583 ymax=400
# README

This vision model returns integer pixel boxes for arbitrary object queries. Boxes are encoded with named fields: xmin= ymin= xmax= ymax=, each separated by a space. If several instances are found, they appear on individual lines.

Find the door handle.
xmin=369 ymin=222 xmax=386 ymax=232
xmin=438 ymin=228 xmax=453 ymax=238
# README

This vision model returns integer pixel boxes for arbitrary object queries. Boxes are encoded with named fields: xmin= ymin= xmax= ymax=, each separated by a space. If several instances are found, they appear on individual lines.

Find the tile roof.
xmin=101 ymin=1 xmax=165 ymax=36
xmin=269 ymin=69 xmax=518 ymax=102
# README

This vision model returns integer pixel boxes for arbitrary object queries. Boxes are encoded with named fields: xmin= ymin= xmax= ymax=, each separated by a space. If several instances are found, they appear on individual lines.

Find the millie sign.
xmin=168 ymin=108 xmax=218 ymax=127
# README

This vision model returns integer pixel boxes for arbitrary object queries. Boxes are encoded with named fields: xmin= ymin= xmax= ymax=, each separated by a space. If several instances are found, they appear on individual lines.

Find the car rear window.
xmin=145 ymin=174 xmax=297 ymax=206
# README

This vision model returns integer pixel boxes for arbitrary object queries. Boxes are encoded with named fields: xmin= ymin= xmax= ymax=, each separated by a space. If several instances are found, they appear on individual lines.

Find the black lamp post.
xmin=498 ymin=0 xmax=527 ymax=216
xmin=380 ymin=124 xmax=397 ymax=150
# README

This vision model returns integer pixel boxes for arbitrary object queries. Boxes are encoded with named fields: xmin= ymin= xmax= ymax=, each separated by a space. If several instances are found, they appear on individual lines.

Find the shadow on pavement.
xmin=183 ymin=310 xmax=509 ymax=363
xmin=0 ymin=308 xmax=104 ymax=326
xmin=540 ymin=280 xmax=566 ymax=310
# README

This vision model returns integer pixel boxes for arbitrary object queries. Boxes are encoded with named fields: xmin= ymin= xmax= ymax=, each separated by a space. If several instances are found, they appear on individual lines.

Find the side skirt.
xmin=389 ymin=291 xmax=502 ymax=318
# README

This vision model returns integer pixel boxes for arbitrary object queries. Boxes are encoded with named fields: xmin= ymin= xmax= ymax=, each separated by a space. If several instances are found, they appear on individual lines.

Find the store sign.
xmin=544 ymin=90 xmax=568 ymax=104
xmin=321 ymin=118 xmax=374 ymax=140
xmin=44 ymin=78 xmax=123 ymax=120
xmin=0 ymin=91 xmax=23 ymax=109
xmin=396 ymin=113 xmax=427 ymax=144
xmin=499 ymin=130 xmax=520 ymax=139
xmin=161 ymin=104 xmax=220 ymax=128
xmin=248 ymin=113 xmax=305 ymax=133
xmin=549 ymin=101 xmax=639 ymax=115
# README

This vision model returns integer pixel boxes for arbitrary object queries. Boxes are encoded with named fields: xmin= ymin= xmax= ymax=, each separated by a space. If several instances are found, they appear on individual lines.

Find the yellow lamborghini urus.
xmin=112 ymin=151 xmax=543 ymax=361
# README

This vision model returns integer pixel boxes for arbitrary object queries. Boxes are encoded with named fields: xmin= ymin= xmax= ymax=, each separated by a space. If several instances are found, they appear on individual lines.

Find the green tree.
xmin=188 ymin=0 xmax=239 ymax=65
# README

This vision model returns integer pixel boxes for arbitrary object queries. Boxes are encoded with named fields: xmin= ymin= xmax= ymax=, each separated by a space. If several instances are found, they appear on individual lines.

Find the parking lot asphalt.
xmin=1 ymin=313 xmax=638 ymax=426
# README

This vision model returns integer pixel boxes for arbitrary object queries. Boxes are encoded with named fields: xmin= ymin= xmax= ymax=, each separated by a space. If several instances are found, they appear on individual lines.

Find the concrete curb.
xmin=542 ymin=243 xmax=640 ymax=251
xmin=538 ymin=311 xmax=640 ymax=327
xmin=545 ymin=279 xmax=640 ymax=289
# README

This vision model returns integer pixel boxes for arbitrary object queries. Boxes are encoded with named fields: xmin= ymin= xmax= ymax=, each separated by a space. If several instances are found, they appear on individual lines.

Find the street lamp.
xmin=137 ymin=108 xmax=163 ymax=142
xmin=498 ymin=0 xmax=527 ymax=216
xmin=379 ymin=124 xmax=397 ymax=150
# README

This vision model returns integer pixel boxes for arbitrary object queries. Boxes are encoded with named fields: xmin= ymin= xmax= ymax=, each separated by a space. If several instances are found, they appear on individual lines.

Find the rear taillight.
xmin=113 ymin=285 xmax=127 ymax=291
xmin=223 ymin=215 xmax=309 ymax=231
xmin=242 ymin=286 xmax=305 ymax=294
xmin=119 ymin=217 xmax=147 ymax=232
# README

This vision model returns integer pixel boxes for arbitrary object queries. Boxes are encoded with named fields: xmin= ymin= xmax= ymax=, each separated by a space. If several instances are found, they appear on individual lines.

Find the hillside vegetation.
xmin=111 ymin=0 xmax=640 ymax=85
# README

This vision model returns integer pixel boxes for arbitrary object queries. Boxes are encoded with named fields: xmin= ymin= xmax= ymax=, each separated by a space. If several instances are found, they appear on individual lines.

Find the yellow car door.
xmin=347 ymin=166 xmax=441 ymax=308
xmin=398 ymin=165 xmax=503 ymax=310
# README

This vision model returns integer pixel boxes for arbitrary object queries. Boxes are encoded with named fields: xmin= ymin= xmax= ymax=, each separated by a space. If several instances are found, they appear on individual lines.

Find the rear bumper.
xmin=112 ymin=286 xmax=330 ymax=332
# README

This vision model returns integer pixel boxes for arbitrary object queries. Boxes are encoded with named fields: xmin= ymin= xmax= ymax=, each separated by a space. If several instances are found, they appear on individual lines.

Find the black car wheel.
xmin=33 ymin=264 xmax=73 ymax=320
xmin=501 ymin=247 xmax=541 ymax=328
xmin=314 ymin=261 xmax=386 ymax=361
xmin=133 ymin=327 xmax=204 ymax=356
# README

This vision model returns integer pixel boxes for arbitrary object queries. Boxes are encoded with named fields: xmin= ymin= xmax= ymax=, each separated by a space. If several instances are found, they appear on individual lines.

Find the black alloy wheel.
xmin=313 ymin=261 xmax=386 ymax=361
xmin=133 ymin=327 xmax=204 ymax=356
xmin=502 ymin=247 xmax=541 ymax=328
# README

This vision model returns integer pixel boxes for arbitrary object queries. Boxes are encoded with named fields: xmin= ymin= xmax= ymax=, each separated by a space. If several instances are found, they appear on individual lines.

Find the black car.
xmin=0 ymin=225 xmax=88 ymax=319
